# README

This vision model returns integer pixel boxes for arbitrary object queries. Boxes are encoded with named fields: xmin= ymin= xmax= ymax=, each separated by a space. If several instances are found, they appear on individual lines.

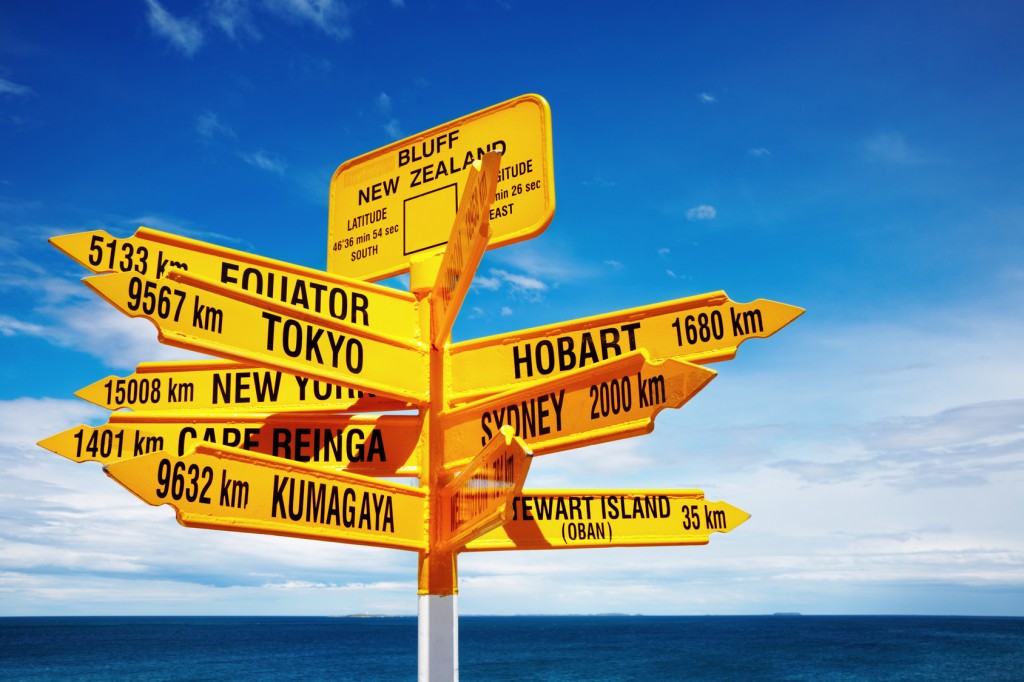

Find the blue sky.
xmin=2 ymin=1 xmax=1023 ymax=616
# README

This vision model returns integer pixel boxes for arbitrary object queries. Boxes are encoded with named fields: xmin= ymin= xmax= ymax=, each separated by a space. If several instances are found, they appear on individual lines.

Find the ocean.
xmin=1 ymin=615 xmax=1022 ymax=680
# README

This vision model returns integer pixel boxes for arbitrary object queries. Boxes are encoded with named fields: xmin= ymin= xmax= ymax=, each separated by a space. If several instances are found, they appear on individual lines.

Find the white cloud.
xmin=208 ymin=0 xmax=261 ymax=41
xmin=491 ymin=243 xmax=593 ymax=282
xmin=374 ymin=92 xmax=402 ymax=139
xmin=500 ymin=306 xmax=512 ymax=316
xmin=264 ymin=0 xmax=352 ymax=40
xmin=240 ymin=149 xmax=287 ymax=175
xmin=866 ymin=132 xmax=916 ymax=163
xmin=686 ymin=204 xmax=717 ymax=221
xmin=472 ymin=275 xmax=501 ymax=291
xmin=603 ymin=260 xmax=623 ymax=270
xmin=486 ymin=268 xmax=548 ymax=301
xmin=144 ymin=0 xmax=204 ymax=57
xmin=698 ymin=92 xmax=717 ymax=103
xmin=748 ymin=147 xmax=771 ymax=157
xmin=196 ymin=111 xmax=236 ymax=140
xmin=0 ymin=77 xmax=32 ymax=96
xmin=3 ymin=297 xmax=199 ymax=369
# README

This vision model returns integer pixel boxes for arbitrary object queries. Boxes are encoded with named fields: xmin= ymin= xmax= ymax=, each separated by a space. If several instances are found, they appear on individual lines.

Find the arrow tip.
xmin=104 ymin=456 xmax=162 ymax=506
xmin=719 ymin=500 xmax=751 ymax=532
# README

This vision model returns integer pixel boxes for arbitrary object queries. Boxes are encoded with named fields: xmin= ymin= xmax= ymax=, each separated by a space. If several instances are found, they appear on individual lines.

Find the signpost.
xmin=39 ymin=422 xmax=164 ymax=463
xmin=40 ymin=94 xmax=804 ymax=681
xmin=464 ymin=490 xmax=749 ymax=551
xmin=50 ymin=226 xmax=419 ymax=339
xmin=75 ymin=360 xmax=409 ymax=414
xmin=442 ymin=351 xmax=715 ymax=460
xmin=439 ymin=426 xmax=531 ymax=553
xmin=106 ymin=443 xmax=427 ymax=550
xmin=84 ymin=269 xmax=430 ymax=404
xmin=328 ymin=94 xmax=554 ymax=281
xmin=430 ymin=152 xmax=499 ymax=348
xmin=446 ymin=291 xmax=804 ymax=403
xmin=39 ymin=412 xmax=424 ymax=477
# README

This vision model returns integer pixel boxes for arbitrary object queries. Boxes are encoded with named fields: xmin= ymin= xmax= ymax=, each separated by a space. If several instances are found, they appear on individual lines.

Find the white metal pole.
xmin=418 ymin=593 xmax=458 ymax=681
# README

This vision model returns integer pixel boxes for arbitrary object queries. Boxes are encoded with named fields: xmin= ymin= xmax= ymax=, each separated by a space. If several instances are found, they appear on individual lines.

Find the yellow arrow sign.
xmin=49 ymin=227 xmax=418 ymax=339
xmin=39 ymin=412 xmax=424 ymax=477
xmin=76 ymin=360 xmax=410 ymax=414
xmin=328 ymin=94 xmax=554 ymax=281
xmin=446 ymin=291 xmax=803 ymax=403
xmin=441 ymin=351 xmax=715 ymax=461
xmin=38 ymin=423 xmax=165 ymax=463
xmin=84 ymin=270 xmax=429 ymax=404
xmin=439 ymin=426 xmax=531 ymax=553
xmin=105 ymin=444 xmax=427 ymax=551
xmin=430 ymin=151 xmax=500 ymax=348
xmin=463 ymin=490 xmax=749 ymax=551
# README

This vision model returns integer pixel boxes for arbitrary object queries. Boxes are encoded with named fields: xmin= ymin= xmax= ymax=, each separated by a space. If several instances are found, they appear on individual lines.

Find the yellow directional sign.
xmin=430 ymin=152 xmax=500 ymax=348
xmin=39 ymin=412 xmax=424 ymax=477
xmin=463 ymin=490 xmax=749 ymax=551
xmin=76 ymin=360 xmax=410 ymax=414
xmin=105 ymin=443 xmax=427 ymax=551
xmin=442 ymin=351 xmax=715 ymax=461
xmin=84 ymin=269 xmax=429 ymax=404
xmin=328 ymin=94 xmax=555 ymax=281
xmin=38 ymin=423 xmax=165 ymax=463
xmin=117 ymin=412 xmax=422 ymax=476
xmin=49 ymin=226 xmax=418 ymax=339
xmin=446 ymin=291 xmax=803 ymax=403
xmin=439 ymin=426 xmax=531 ymax=553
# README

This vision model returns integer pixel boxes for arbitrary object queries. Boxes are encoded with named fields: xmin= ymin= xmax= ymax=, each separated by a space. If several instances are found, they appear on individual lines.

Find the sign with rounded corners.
xmin=328 ymin=94 xmax=554 ymax=281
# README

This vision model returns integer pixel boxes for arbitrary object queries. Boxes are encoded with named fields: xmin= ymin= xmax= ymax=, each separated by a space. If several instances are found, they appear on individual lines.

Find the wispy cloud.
xmin=484 ymin=268 xmax=548 ymax=301
xmin=686 ymin=204 xmax=717 ymax=221
xmin=144 ymin=0 xmax=204 ymax=57
xmin=145 ymin=0 xmax=353 ymax=56
xmin=264 ymin=0 xmax=352 ymax=40
xmin=698 ymin=92 xmax=717 ymax=104
xmin=196 ymin=111 xmax=236 ymax=141
xmin=375 ymin=92 xmax=402 ymax=139
xmin=240 ymin=149 xmax=287 ymax=175
xmin=195 ymin=112 xmax=285 ymax=177
xmin=8 ymin=298 xmax=200 ymax=369
xmin=208 ymin=0 xmax=261 ymax=41
xmin=866 ymin=132 xmax=917 ymax=164
xmin=0 ymin=77 xmax=32 ymax=97
xmin=748 ymin=147 xmax=771 ymax=158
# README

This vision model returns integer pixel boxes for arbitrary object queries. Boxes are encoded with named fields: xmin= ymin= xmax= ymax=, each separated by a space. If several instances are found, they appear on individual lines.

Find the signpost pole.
xmin=412 ymin=251 xmax=458 ymax=681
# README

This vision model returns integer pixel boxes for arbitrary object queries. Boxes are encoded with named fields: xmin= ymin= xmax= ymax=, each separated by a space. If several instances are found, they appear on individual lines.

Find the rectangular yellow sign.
xmin=105 ymin=443 xmax=427 ymax=551
xmin=442 ymin=351 xmax=715 ymax=461
xmin=430 ymin=152 xmax=499 ymax=348
xmin=49 ymin=227 xmax=418 ymax=339
xmin=84 ymin=269 xmax=429 ymax=403
xmin=328 ymin=94 xmax=554 ymax=281
xmin=39 ymin=412 xmax=424 ymax=478
xmin=76 ymin=360 xmax=410 ymax=414
xmin=439 ymin=426 xmax=531 ymax=553
xmin=446 ymin=291 xmax=804 ymax=403
xmin=463 ymin=490 xmax=749 ymax=551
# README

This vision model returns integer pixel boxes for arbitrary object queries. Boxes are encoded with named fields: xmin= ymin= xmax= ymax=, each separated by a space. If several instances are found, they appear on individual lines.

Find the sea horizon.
xmin=3 ymin=614 xmax=1021 ymax=680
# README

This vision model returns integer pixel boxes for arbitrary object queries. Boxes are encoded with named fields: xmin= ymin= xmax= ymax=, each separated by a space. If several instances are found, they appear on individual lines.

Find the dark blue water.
xmin=1 ymin=616 xmax=1022 ymax=680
